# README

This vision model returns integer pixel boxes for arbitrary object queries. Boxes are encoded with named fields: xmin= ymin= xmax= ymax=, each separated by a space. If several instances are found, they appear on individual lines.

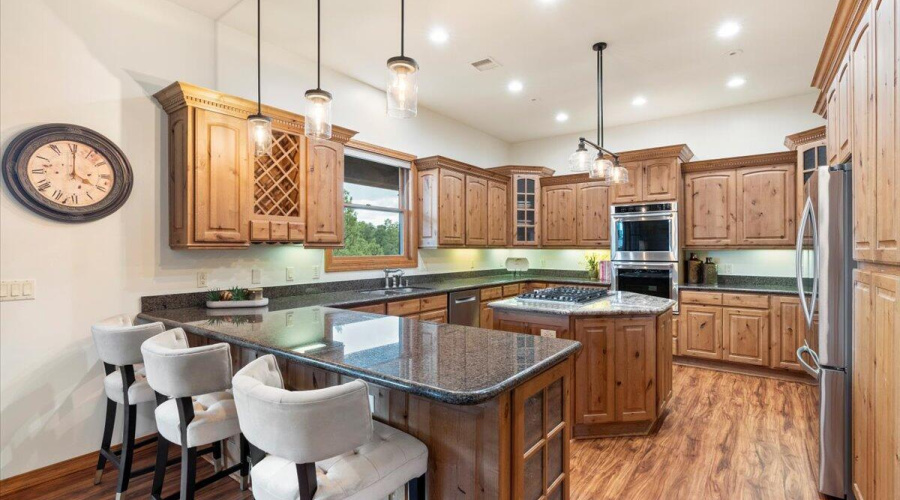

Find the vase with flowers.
xmin=584 ymin=252 xmax=601 ymax=281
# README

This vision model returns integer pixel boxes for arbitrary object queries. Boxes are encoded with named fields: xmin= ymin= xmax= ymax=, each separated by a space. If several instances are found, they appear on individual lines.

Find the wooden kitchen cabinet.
xmin=610 ymin=161 xmax=643 ymax=204
xmin=851 ymin=10 xmax=876 ymax=262
xmin=642 ymin=159 xmax=680 ymax=202
xmin=609 ymin=145 xmax=692 ymax=205
xmin=826 ymin=83 xmax=841 ymax=166
xmin=722 ymin=307 xmax=769 ymax=366
xmin=769 ymin=296 xmax=817 ymax=372
xmin=735 ymin=165 xmax=796 ymax=246
xmin=683 ymin=170 xmax=737 ymax=248
xmin=487 ymin=180 xmax=509 ymax=246
xmin=614 ymin=318 xmax=657 ymax=422
xmin=465 ymin=175 xmax=488 ymax=246
xmin=573 ymin=318 xmax=616 ymax=425
xmin=305 ymin=139 xmax=345 ymax=246
xmin=852 ymin=269 xmax=874 ymax=500
xmin=838 ymin=56 xmax=852 ymax=163
xmin=489 ymin=166 xmax=555 ymax=248
xmin=680 ymin=304 xmax=723 ymax=360
xmin=438 ymin=169 xmax=466 ymax=245
xmin=542 ymin=183 xmax=578 ymax=247
xmin=576 ymin=181 xmax=610 ymax=246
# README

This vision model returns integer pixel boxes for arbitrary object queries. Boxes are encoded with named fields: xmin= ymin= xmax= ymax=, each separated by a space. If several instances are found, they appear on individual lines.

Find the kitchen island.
xmin=489 ymin=291 xmax=675 ymax=438
xmin=138 ymin=305 xmax=581 ymax=500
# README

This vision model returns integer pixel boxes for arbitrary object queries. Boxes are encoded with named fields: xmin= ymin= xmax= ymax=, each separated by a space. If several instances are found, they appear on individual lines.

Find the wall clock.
xmin=3 ymin=124 xmax=133 ymax=222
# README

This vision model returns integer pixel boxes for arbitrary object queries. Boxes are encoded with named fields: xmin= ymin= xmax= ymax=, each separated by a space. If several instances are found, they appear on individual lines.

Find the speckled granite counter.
xmin=488 ymin=291 xmax=675 ymax=316
xmin=678 ymin=275 xmax=808 ymax=295
xmin=137 ymin=305 xmax=581 ymax=405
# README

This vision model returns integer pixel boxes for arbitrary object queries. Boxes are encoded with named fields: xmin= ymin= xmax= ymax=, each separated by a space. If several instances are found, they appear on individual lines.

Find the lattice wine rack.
xmin=254 ymin=130 xmax=302 ymax=218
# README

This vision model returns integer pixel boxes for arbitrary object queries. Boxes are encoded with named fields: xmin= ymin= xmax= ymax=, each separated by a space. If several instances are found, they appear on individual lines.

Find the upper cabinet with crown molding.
xmin=153 ymin=82 xmax=356 ymax=249
xmin=609 ymin=145 xmax=694 ymax=205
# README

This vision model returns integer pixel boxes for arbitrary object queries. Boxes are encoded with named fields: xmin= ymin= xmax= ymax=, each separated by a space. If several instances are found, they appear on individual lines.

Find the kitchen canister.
xmin=702 ymin=257 xmax=718 ymax=285
xmin=687 ymin=253 xmax=702 ymax=284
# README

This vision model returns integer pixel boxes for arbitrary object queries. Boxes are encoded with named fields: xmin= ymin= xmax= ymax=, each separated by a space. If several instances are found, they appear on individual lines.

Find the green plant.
xmin=229 ymin=286 xmax=248 ymax=301
xmin=584 ymin=252 xmax=601 ymax=273
xmin=206 ymin=288 xmax=221 ymax=301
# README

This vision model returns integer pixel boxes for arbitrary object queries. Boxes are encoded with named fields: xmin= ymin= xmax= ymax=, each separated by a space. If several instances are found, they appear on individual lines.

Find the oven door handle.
xmin=611 ymin=212 xmax=675 ymax=221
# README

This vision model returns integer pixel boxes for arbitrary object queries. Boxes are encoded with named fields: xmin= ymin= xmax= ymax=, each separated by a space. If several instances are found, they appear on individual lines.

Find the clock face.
xmin=25 ymin=141 xmax=115 ymax=208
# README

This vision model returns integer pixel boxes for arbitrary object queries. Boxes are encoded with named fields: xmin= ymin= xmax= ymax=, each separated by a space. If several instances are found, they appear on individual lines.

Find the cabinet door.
xmin=838 ymin=57 xmax=852 ymax=162
xmin=852 ymin=270 xmax=874 ymax=500
xmin=642 ymin=159 xmax=679 ymax=202
xmin=770 ymin=296 xmax=813 ymax=372
xmin=680 ymin=304 xmax=723 ymax=359
xmin=419 ymin=309 xmax=447 ymax=324
xmin=193 ymin=109 xmax=250 ymax=243
xmin=872 ymin=270 xmax=899 ymax=500
xmin=656 ymin=311 xmax=673 ymax=412
xmin=465 ymin=175 xmax=488 ymax=246
xmin=487 ymin=180 xmax=508 ymax=246
xmin=827 ymin=86 xmax=840 ymax=166
xmin=735 ymin=165 xmax=796 ymax=246
xmin=512 ymin=175 xmax=540 ymax=246
xmin=576 ymin=182 xmax=610 ymax=246
xmin=573 ymin=318 xmax=616 ymax=424
xmin=306 ymin=139 xmax=344 ymax=245
xmin=722 ymin=307 xmax=769 ymax=366
xmin=610 ymin=161 xmax=643 ymax=204
xmin=614 ymin=318 xmax=657 ymax=422
xmin=438 ymin=169 xmax=466 ymax=245
xmin=874 ymin=0 xmax=899 ymax=263
xmin=541 ymin=184 xmax=577 ymax=246
xmin=418 ymin=170 xmax=439 ymax=247
xmin=683 ymin=170 xmax=737 ymax=247
xmin=852 ymin=12 xmax=876 ymax=261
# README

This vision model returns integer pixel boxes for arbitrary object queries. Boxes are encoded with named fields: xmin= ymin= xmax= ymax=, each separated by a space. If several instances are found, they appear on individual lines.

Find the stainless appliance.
xmin=449 ymin=290 xmax=480 ymax=327
xmin=795 ymin=163 xmax=853 ymax=499
xmin=518 ymin=287 xmax=609 ymax=303
xmin=610 ymin=202 xmax=679 ymax=262
xmin=611 ymin=261 xmax=679 ymax=312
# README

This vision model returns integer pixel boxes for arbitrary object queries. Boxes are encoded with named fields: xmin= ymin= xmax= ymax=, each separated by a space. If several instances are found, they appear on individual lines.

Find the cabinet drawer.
xmin=722 ymin=293 xmax=769 ymax=309
xmin=250 ymin=220 xmax=270 ymax=241
xmin=419 ymin=309 xmax=447 ymax=324
xmin=350 ymin=303 xmax=386 ymax=314
xmin=387 ymin=299 xmax=421 ymax=316
xmin=420 ymin=294 xmax=448 ymax=312
xmin=503 ymin=284 xmax=522 ymax=297
xmin=288 ymin=222 xmax=304 ymax=242
xmin=681 ymin=291 xmax=723 ymax=306
xmin=481 ymin=286 xmax=503 ymax=301
xmin=270 ymin=221 xmax=289 ymax=240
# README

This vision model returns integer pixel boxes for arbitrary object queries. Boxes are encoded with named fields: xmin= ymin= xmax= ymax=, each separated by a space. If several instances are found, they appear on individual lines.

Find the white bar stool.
xmin=232 ymin=354 xmax=428 ymax=500
xmin=91 ymin=314 xmax=166 ymax=499
xmin=141 ymin=328 xmax=249 ymax=500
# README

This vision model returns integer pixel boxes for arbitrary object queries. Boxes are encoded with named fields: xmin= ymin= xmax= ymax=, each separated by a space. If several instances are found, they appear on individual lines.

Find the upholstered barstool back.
xmin=233 ymin=355 xmax=428 ymax=500
xmin=141 ymin=328 xmax=233 ymax=399
xmin=92 ymin=314 xmax=165 ymax=367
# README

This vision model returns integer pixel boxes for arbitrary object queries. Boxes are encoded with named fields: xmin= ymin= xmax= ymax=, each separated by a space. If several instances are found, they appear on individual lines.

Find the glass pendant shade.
xmin=610 ymin=163 xmax=630 ymax=184
xmin=248 ymin=114 xmax=273 ymax=157
xmin=569 ymin=146 xmax=592 ymax=173
xmin=387 ymin=56 xmax=418 ymax=118
xmin=590 ymin=156 xmax=614 ymax=181
xmin=304 ymin=89 xmax=333 ymax=140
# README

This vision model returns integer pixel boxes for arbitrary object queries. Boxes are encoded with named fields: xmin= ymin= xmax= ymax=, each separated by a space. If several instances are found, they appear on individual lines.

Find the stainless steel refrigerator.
xmin=795 ymin=162 xmax=853 ymax=499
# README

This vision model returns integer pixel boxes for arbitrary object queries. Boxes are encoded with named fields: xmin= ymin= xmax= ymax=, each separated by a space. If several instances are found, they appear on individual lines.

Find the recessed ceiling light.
xmin=717 ymin=21 xmax=741 ymax=39
xmin=429 ymin=27 xmax=449 ymax=44
xmin=632 ymin=96 xmax=647 ymax=106
xmin=727 ymin=76 xmax=746 ymax=88
xmin=507 ymin=80 xmax=524 ymax=93
xmin=555 ymin=112 xmax=569 ymax=122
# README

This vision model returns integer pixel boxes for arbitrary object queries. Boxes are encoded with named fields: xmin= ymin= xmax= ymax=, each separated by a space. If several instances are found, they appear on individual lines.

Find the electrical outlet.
xmin=197 ymin=272 xmax=208 ymax=288
xmin=286 ymin=267 xmax=295 ymax=282
xmin=312 ymin=265 xmax=320 ymax=279
xmin=285 ymin=311 xmax=294 ymax=327
xmin=722 ymin=263 xmax=734 ymax=274
xmin=251 ymin=269 xmax=262 ymax=284
xmin=0 ymin=280 xmax=35 ymax=301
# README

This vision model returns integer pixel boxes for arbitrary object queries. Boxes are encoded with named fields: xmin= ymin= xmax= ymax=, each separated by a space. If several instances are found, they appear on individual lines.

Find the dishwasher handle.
xmin=453 ymin=296 xmax=477 ymax=304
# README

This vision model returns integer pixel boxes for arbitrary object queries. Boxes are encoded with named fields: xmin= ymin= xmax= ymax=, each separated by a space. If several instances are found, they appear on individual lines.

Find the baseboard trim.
xmin=674 ymin=356 xmax=818 ymax=385
xmin=0 ymin=435 xmax=156 ymax=496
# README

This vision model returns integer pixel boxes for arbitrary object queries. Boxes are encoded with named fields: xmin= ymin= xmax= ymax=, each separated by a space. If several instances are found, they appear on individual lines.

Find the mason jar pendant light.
xmin=248 ymin=0 xmax=273 ymax=156
xmin=386 ymin=0 xmax=418 ymax=118
xmin=305 ymin=0 xmax=333 ymax=139
xmin=568 ymin=42 xmax=628 ymax=185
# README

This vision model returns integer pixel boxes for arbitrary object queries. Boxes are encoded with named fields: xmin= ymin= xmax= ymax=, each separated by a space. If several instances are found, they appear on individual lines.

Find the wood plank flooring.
xmin=6 ymin=365 xmax=822 ymax=500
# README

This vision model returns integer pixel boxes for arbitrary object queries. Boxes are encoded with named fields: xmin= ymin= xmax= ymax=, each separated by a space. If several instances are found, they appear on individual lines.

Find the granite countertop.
xmin=137 ymin=306 xmax=582 ymax=406
xmin=488 ymin=291 xmax=675 ymax=316
xmin=678 ymin=275 xmax=807 ymax=295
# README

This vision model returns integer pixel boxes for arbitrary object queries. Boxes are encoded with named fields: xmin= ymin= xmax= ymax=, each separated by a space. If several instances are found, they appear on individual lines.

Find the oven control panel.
xmin=612 ymin=202 xmax=676 ymax=214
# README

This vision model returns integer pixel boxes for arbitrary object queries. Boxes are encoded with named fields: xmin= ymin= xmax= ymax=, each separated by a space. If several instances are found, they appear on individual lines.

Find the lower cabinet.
xmin=680 ymin=304 xmax=723 ymax=360
xmin=770 ymin=296 xmax=817 ymax=371
xmin=722 ymin=307 xmax=769 ymax=366
xmin=572 ymin=318 xmax=616 ymax=424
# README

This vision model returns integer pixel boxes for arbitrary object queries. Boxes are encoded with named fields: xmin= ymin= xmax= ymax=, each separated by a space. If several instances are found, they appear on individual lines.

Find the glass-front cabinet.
xmin=514 ymin=175 xmax=539 ymax=245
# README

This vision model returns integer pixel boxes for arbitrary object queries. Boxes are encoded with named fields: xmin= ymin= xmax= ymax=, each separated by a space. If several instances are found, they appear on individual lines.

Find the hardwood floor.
xmin=7 ymin=365 xmax=821 ymax=500
xmin=570 ymin=365 xmax=823 ymax=500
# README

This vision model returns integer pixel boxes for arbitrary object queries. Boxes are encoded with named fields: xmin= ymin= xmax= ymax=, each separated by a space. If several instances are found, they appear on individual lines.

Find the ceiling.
xmin=171 ymin=0 xmax=837 ymax=143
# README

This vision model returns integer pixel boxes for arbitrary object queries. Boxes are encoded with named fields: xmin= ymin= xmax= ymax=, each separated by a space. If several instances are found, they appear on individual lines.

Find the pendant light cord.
xmin=597 ymin=46 xmax=603 ymax=148
xmin=317 ymin=0 xmax=321 ymax=90
xmin=256 ymin=0 xmax=262 ymax=114
xmin=401 ymin=0 xmax=405 ymax=57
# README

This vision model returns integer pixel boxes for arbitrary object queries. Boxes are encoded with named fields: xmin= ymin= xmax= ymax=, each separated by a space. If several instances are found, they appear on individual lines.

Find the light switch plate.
xmin=1 ymin=280 xmax=35 ymax=301
xmin=251 ymin=269 xmax=262 ymax=284
xmin=312 ymin=265 xmax=320 ymax=279
xmin=286 ymin=267 xmax=295 ymax=282
xmin=197 ymin=272 xmax=208 ymax=288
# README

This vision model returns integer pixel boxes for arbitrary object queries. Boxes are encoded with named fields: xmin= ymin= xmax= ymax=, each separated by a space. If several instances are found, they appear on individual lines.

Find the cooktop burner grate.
xmin=517 ymin=286 xmax=609 ymax=304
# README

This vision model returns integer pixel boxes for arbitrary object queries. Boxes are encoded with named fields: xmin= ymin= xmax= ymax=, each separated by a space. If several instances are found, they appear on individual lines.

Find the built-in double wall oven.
xmin=610 ymin=202 xmax=679 ymax=312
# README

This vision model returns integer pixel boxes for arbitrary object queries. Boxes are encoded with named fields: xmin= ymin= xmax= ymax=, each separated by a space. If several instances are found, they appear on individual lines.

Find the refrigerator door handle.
xmin=796 ymin=197 xmax=819 ymax=327
xmin=796 ymin=340 xmax=821 ymax=378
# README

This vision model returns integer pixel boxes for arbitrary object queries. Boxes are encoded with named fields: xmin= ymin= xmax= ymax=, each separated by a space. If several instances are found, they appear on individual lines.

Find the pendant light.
xmin=305 ymin=0 xmax=333 ymax=139
xmin=386 ymin=0 xmax=418 ymax=118
xmin=248 ymin=0 xmax=273 ymax=156
xmin=567 ymin=42 xmax=628 ymax=185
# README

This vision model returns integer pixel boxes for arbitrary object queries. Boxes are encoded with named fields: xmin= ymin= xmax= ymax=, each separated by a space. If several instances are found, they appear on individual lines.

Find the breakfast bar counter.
xmin=138 ymin=305 xmax=581 ymax=499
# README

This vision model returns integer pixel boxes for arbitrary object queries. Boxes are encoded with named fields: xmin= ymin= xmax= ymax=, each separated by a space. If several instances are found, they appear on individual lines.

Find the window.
xmin=325 ymin=142 xmax=417 ymax=271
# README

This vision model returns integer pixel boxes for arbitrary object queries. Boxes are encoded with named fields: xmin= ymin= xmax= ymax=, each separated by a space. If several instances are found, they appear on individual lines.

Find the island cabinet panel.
xmin=721 ymin=307 xmax=769 ymax=366
xmin=735 ymin=165 xmax=796 ymax=246
xmin=487 ymin=180 xmax=509 ymax=246
xmin=193 ymin=108 xmax=250 ymax=244
xmin=439 ymin=169 xmax=466 ymax=245
xmin=656 ymin=311 xmax=674 ymax=412
xmin=542 ymin=184 xmax=578 ymax=247
xmin=683 ymin=171 xmax=737 ymax=247
xmin=573 ymin=318 xmax=616 ymax=425
xmin=614 ymin=318 xmax=657 ymax=422
xmin=609 ymin=161 xmax=643 ymax=204
xmin=642 ymin=159 xmax=679 ymax=202
xmin=576 ymin=182 xmax=610 ymax=246
xmin=680 ymin=304 xmax=723 ymax=360
xmin=466 ymin=175 xmax=489 ymax=246
xmin=305 ymin=139 xmax=344 ymax=246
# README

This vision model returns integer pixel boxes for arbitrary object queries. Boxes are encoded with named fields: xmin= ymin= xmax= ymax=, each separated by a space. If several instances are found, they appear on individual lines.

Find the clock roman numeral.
xmin=53 ymin=189 xmax=63 ymax=200
xmin=95 ymin=161 xmax=107 ymax=167
xmin=68 ymin=143 xmax=78 ymax=154
xmin=99 ymin=174 xmax=111 ymax=180
xmin=84 ymin=148 xmax=95 ymax=160
xmin=37 ymin=181 xmax=51 ymax=191
xmin=96 ymin=185 xmax=107 ymax=193
xmin=36 ymin=155 xmax=49 ymax=161
xmin=49 ymin=144 xmax=61 ymax=155
xmin=86 ymin=192 xmax=94 ymax=200
xmin=31 ymin=168 xmax=46 ymax=175
xmin=69 ymin=194 xmax=78 ymax=204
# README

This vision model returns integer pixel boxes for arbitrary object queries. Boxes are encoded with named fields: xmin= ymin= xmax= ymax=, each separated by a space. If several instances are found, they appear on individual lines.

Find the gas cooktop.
xmin=517 ymin=287 xmax=610 ymax=304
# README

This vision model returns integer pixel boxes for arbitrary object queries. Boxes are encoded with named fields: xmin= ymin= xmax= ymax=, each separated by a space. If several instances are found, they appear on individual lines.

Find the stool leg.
xmin=180 ymin=446 xmax=197 ymax=500
xmin=95 ymin=397 xmax=116 ymax=484
xmin=212 ymin=440 xmax=222 ymax=472
xmin=150 ymin=435 xmax=170 ymax=499
xmin=116 ymin=403 xmax=137 ymax=497
xmin=408 ymin=473 xmax=426 ymax=500
xmin=239 ymin=434 xmax=250 ymax=491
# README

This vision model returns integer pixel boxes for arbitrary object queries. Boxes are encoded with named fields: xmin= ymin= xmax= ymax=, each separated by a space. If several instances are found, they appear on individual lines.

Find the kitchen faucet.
xmin=383 ymin=269 xmax=405 ymax=288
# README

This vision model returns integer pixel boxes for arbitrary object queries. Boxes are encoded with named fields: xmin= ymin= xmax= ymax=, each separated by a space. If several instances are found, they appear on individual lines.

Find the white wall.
xmin=509 ymin=92 xmax=825 ymax=169
xmin=685 ymin=250 xmax=796 ymax=277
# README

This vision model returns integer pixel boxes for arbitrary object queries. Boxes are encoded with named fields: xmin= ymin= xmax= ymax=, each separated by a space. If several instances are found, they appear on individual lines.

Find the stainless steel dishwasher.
xmin=448 ymin=290 xmax=480 ymax=327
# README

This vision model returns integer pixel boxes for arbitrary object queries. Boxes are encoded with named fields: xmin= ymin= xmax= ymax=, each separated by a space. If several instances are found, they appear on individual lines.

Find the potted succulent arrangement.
xmin=205 ymin=286 xmax=268 ymax=309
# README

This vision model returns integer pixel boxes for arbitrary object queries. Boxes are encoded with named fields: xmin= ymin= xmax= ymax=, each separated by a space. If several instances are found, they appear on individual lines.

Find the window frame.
xmin=325 ymin=140 xmax=418 ymax=272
